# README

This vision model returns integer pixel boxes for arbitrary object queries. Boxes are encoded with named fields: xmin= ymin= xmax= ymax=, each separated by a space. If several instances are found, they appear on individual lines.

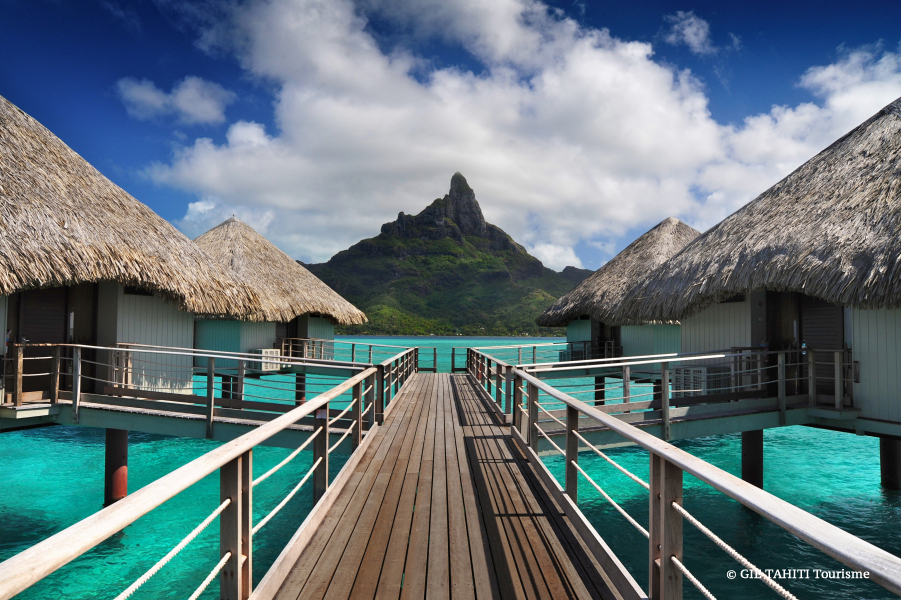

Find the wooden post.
xmin=104 ymin=429 xmax=129 ymax=506
xmin=376 ymin=364 xmax=385 ymax=424
xmin=495 ymin=365 xmax=502 ymax=406
xmin=236 ymin=360 xmax=245 ymax=403
xmin=757 ymin=352 xmax=764 ymax=391
xmin=368 ymin=346 xmax=373 ymax=364
xmin=295 ymin=373 xmax=306 ymax=406
xmin=834 ymin=350 xmax=843 ymax=408
xmin=452 ymin=347 xmax=456 ymax=372
xmin=565 ymin=405 xmax=579 ymax=503
xmin=532 ymin=346 xmax=537 ymax=364
xmin=351 ymin=343 xmax=356 ymax=363
xmin=50 ymin=346 xmax=60 ymax=404
xmin=622 ymin=366 xmax=631 ymax=414
xmin=352 ymin=381 xmax=362 ymax=449
xmin=366 ymin=373 xmax=376 ymax=430
xmin=880 ymin=437 xmax=901 ymax=490
xmin=14 ymin=345 xmax=23 ymax=407
xmin=528 ymin=382 xmax=539 ymax=449
xmin=661 ymin=362 xmax=671 ymax=441
xmin=72 ymin=347 xmax=81 ymax=422
xmin=808 ymin=349 xmax=817 ymax=405
xmin=741 ymin=430 xmax=764 ymax=488
xmin=220 ymin=450 xmax=252 ymax=600
xmin=595 ymin=376 xmax=605 ymax=406
xmin=313 ymin=406 xmax=329 ymax=501
xmin=777 ymin=352 xmax=786 ymax=426
xmin=504 ymin=365 xmax=513 ymax=416
xmin=513 ymin=373 xmax=523 ymax=432
xmin=649 ymin=453 xmax=683 ymax=600
xmin=433 ymin=347 xmax=437 ymax=372
xmin=206 ymin=357 xmax=216 ymax=439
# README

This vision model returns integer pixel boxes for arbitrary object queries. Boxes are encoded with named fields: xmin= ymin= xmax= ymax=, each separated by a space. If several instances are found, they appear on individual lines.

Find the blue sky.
xmin=3 ymin=0 xmax=901 ymax=270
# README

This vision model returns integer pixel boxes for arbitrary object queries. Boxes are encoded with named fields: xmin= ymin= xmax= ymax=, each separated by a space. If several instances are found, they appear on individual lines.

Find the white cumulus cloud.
xmin=117 ymin=76 xmax=236 ymax=124
xmin=143 ymin=0 xmax=901 ymax=271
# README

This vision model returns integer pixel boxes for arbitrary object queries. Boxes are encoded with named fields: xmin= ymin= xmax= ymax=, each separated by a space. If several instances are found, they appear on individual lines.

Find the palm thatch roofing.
xmin=0 ymin=93 xmax=257 ymax=316
xmin=615 ymin=97 xmax=901 ymax=324
xmin=537 ymin=217 xmax=700 ymax=327
xmin=194 ymin=217 xmax=367 ymax=325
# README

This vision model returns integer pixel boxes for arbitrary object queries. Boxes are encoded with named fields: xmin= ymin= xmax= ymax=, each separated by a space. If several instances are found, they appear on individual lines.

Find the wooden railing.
xmin=278 ymin=337 xmax=437 ymax=372
xmin=505 ymin=367 xmax=901 ymax=600
xmin=0 ymin=343 xmax=420 ymax=600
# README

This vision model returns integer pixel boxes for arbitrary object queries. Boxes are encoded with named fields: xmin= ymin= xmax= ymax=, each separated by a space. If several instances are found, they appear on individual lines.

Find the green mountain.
xmin=306 ymin=173 xmax=592 ymax=336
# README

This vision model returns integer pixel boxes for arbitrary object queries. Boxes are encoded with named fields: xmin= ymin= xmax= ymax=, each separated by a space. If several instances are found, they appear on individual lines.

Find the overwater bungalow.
xmin=0 ymin=94 xmax=255 ymax=400
xmin=615 ymin=96 xmax=901 ymax=487
xmin=193 ymin=217 xmax=367 ymax=369
xmin=537 ymin=217 xmax=699 ymax=359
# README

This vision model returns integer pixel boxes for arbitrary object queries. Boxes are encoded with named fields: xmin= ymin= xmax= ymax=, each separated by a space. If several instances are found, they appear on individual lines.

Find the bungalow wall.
xmin=621 ymin=325 xmax=681 ymax=357
xmin=680 ymin=298 xmax=752 ymax=355
xmin=194 ymin=320 xmax=277 ymax=369
xmin=850 ymin=308 xmax=901 ymax=423
xmin=98 ymin=282 xmax=194 ymax=394
xmin=566 ymin=318 xmax=592 ymax=343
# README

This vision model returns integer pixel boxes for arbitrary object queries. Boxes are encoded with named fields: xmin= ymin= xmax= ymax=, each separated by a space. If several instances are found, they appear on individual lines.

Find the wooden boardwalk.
xmin=273 ymin=373 xmax=622 ymax=600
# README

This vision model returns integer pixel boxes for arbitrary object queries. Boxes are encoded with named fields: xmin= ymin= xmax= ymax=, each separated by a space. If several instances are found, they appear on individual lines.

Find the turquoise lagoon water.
xmin=0 ymin=336 xmax=898 ymax=599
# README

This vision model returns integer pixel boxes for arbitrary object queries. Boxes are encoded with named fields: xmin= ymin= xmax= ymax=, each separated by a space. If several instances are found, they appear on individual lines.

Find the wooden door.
xmin=799 ymin=295 xmax=844 ymax=399
xmin=19 ymin=287 xmax=67 ymax=393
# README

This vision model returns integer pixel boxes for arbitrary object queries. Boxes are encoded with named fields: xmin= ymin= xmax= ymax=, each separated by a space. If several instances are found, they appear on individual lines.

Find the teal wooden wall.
xmin=566 ymin=318 xmax=591 ymax=343
xmin=621 ymin=325 xmax=681 ymax=357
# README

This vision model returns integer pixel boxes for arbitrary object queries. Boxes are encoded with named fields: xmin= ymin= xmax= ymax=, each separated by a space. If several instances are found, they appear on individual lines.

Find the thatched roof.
xmin=0 ymin=94 xmax=257 ymax=316
xmin=194 ymin=217 xmax=367 ymax=324
xmin=537 ymin=217 xmax=699 ymax=326
xmin=615 ymin=97 xmax=901 ymax=323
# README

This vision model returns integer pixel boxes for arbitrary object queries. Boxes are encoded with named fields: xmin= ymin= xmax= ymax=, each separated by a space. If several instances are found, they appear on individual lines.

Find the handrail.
xmin=0 ymin=366 xmax=376 ymax=600
xmin=10 ymin=342 xmax=366 ymax=370
xmin=515 ymin=352 xmax=678 ymax=369
xmin=524 ymin=353 xmax=726 ymax=373
xmin=514 ymin=368 xmax=901 ymax=595
xmin=284 ymin=337 xmax=414 ymax=351
xmin=471 ymin=341 xmax=569 ymax=350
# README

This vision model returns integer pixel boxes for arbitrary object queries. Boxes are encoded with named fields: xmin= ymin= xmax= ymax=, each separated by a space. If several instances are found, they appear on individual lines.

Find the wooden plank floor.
xmin=273 ymin=373 xmax=622 ymax=600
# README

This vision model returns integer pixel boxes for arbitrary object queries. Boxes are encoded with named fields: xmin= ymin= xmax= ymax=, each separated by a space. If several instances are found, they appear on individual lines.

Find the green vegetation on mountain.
xmin=306 ymin=173 xmax=592 ymax=336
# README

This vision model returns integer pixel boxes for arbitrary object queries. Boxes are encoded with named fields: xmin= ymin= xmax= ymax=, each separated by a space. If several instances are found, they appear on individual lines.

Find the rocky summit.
xmin=306 ymin=173 xmax=592 ymax=335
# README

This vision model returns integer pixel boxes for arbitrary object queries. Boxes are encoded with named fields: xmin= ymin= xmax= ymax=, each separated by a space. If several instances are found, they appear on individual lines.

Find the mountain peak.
xmin=450 ymin=171 xmax=472 ymax=193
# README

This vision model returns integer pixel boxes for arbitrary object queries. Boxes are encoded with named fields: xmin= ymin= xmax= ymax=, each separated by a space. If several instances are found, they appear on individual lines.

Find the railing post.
xmin=206 ymin=357 xmax=216 ymax=439
xmin=50 ymin=346 xmax=60 ymax=404
xmin=314 ymin=406 xmax=329 ymax=501
xmin=504 ymin=365 xmax=513 ymax=416
xmin=352 ymin=381 xmax=363 ymax=449
xmin=649 ymin=453 xmax=683 ymax=600
xmin=366 ymin=373 xmax=376 ymax=430
xmin=368 ymin=346 xmax=373 ymax=364
xmin=14 ymin=345 xmax=23 ymax=407
xmin=495 ymin=364 xmax=502 ymax=406
xmin=433 ymin=347 xmax=437 ymax=372
xmin=236 ymin=360 xmax=245 ymax=403
xmin=757 ymin=351 xmax=764 ymax=390
xmin=72 ymin=347 xmax=81 ymax=422
xmin=808 ymin=349 xmax=817 ymax=405
xmin=513 ymin=372 xmax=523 ymax=432
xmin=376 ymin=364 xmax=385 ymax=424
xmin=622 ymin=365 xmax=631 ymax=414
xmin=413 ymin=347 xmax=419 ymax=373
xmin=532 ymin=346 xmax=537 ymax=364
xmin=661 ymin=362 xmax=671 ymax=441
xmin=452 ymin=347 xmax=456 ymax=372
xmin=565 ymin=405 xmax=579 ymax=503
xmin=834 ymin=350 xmax=843 ymax=409
xmin=778 ymin=352 xmax=786 ymax=426
xmin=518 ymin=347 xmax=523 ymax=365
xmin=220 ymin=449 xmax=252 ymax=600
xmin=528 ymin=382 xmax=539 ymax=449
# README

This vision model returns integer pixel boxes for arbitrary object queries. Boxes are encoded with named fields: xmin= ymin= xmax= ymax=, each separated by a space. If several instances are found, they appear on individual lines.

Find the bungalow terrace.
xmin=0 ymin=94 xmax=255 ymax=400
xmin=615 ymin=96 xmax=901 ymax=488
